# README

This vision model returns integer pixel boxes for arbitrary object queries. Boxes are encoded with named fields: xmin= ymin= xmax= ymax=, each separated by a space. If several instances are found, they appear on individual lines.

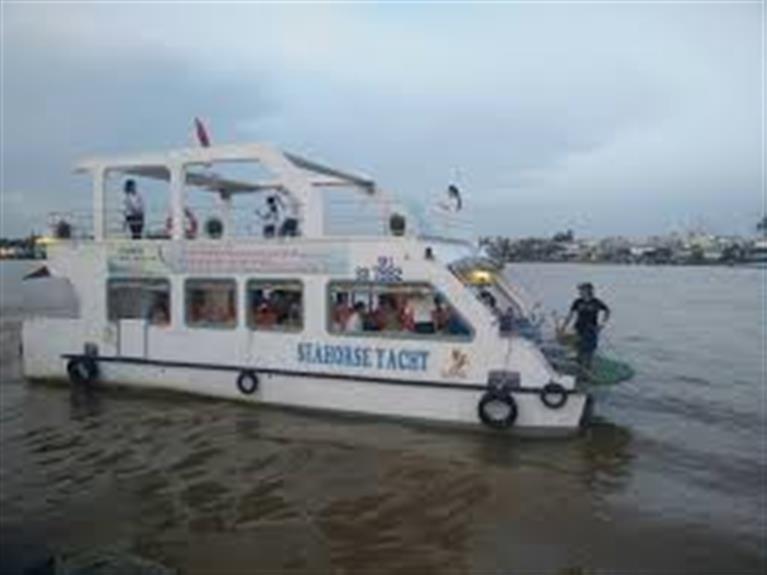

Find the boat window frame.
xmin=325 ymin=280 xmax=475 ymax=343
xmin=184 ymin=277 xmax=239 ymax=330
xmin=450 ymin=263 xmax=529 ymax=319
xmin=106 ymin=276 xmax=172 ymax=326
xmin=245 ymin=277 xmax=305 ymax=333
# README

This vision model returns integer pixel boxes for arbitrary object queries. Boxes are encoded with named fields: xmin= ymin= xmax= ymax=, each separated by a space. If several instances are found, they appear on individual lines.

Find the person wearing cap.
xmin=561 ymin=282 xmax=611 ymax=374
xmin=123 ymin=179 xmax=145 ymax=239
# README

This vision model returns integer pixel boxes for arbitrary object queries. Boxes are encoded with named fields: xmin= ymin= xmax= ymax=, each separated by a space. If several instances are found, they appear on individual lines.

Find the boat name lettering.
xmin=355 ymin=256 xmax=402 ymax=283
xmin=297 ymin=342 xmax=429 ymax=372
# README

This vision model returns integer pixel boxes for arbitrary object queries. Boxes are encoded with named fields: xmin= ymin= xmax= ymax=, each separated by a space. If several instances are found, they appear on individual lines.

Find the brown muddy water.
xmin=0 ymin=261 xmax=764 ymax=574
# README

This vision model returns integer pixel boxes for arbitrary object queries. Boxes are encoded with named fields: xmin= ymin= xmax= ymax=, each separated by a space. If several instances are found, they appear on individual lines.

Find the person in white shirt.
xmin=123 ymin=179 xmax=145 ymax=239
xmin=279 ymin=197 xmax=300 ymax=237
xmin=257 ymin=195 xmax=282 ymax=238
xmin=345 ymin=302 xmax=366 ymax=332
xmin=410 ymin=294 xmax=436 ymax=334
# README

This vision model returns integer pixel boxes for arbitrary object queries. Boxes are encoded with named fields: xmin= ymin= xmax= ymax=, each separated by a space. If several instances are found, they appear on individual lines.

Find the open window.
xmin=451 ymin=258 xmax=542 ymax=339
xmin=328 ymin=282 xmax=472 ymax=340
xmin=247 ymin=279 xmax=303 ymax=331
xmin=107 ymin=278 xmax=170 ymax=326
xmin=185 ymin=278 xmax=237 ymax=329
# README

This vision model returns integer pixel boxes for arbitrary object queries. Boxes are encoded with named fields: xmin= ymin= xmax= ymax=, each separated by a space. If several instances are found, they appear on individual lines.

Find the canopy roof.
xmin=76 ymin=142 xmax=377 ymax=196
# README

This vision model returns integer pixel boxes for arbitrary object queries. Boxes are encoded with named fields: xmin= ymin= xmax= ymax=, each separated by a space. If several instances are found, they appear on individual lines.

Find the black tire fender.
xmin=67 ymin=357 xmax=98 ymax=385
xmin=540 ymin=382 xmax=568 ymax=409
xmin=478 ymin=389 xmax=518 ymax=429
xmin=237 ymin=370 xmax=259 ymax=395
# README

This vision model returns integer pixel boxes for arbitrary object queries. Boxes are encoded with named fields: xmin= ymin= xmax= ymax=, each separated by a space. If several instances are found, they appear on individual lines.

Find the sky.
xmin=1 ymin=1 xmax=764 ymax=238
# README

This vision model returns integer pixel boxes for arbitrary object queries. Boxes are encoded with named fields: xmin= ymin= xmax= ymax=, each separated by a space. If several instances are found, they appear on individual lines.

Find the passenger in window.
xmin=332 ymin=293 xmax=353 ymax=331
xmin=193 ymin=288 xmax=235 ymax=326
xmin=207 ymin=299 xmax=224 ymax=323
xmin=346 ymin=302 xmax=367 ymax=332
xmin=367 ymin=296 xmax=382 ymax=331
xmin=432 ymin=295 xmax=450 ymax=332
xmin=150 ymin=295 xmax=170 ymax=326
xmin=254 ymin=300 xmax=278 ymax=328
xmin=390 ymin=294 xmax=411 ymax=331
xmin=190 ymin=292 xmax=206 ymax=323
xmin=250 ymin=289 xmax=265 ymax=311
xmin=373 ymin=295 xmax=401 ymax=332
xmin=410 ymin=294 xmax=435 ymax=334
xmin=286 ymin=294 xmax=302 ymax=328
xmin=226 ymin=295 xmax=237 ymax=324
xmin=400 ymin=301 xmax=414 ymax=331
xmin=446 ymin=307 xmax=471 ymax=336
xmin=274 ymin=290 xmax=295 ymax=326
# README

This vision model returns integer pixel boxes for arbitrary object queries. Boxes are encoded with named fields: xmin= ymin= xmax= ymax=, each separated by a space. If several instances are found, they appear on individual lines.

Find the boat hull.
xmin=26 ymin=353 xmax=588 ymax=436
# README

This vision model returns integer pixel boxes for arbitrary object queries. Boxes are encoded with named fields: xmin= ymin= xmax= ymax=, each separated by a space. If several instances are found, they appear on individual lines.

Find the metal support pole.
xmin=92 ymin=168 xmax=105 ymax=241
xmin=169 ymin=162 xmax=185 ymax=240
xmin=219 ymin=191 xmax=232 ymax=238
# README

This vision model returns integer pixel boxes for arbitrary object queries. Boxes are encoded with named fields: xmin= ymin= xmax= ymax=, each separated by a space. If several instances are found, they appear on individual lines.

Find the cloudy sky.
xmin=1 ymin=2 xmax=763 ymax=238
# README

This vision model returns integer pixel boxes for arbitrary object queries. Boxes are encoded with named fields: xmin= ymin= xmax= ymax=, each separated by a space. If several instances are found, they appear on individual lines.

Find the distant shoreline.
xmin=502 ymin=260 xmax=766 ymax=268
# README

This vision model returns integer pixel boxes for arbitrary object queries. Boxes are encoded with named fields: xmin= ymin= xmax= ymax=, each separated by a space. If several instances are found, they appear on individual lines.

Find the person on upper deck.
xmin=279 ymin=197 xmax=300 ymax=237
xmin=257 ymin=195 xmax=283 ymax=238
xmin=561 ymin=282 xmax=611 ymax=373
xmin=123 ymin=179 xmax=145 ymax=239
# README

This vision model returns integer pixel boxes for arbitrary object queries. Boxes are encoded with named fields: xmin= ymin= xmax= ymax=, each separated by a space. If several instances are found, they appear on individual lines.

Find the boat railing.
xmin=46 ymin=191 xmax=475 ymax=243
xmin=47 ymin=203 xmax=395 ymax=242
xmin=48 ymin=211 xmax=94 ymax=240
xmin=46 ymin=204 xmax=305 ymax=241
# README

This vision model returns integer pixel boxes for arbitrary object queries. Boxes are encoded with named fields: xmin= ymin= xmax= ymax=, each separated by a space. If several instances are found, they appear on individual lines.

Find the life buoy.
xmin=540 ymin=382 xmax=568 ymax=409
xmin=237 ymin=370 xmax=259 ymax=395
xmin=478 ymin=388 xmax=518 ymax=429
xmin=67 ymin=357 xmax=98 ymax=385
xmin=165 ymin=208 xmax=198 ymax=238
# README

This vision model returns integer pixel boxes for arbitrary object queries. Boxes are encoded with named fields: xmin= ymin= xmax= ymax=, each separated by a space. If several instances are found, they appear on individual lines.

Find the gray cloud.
xmin=1 ymin=3 xmax=762 ymax=237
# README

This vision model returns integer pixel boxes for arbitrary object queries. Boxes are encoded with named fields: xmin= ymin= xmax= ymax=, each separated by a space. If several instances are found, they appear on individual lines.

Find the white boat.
xmin=22 ymin=143 xmax=589 ymax=435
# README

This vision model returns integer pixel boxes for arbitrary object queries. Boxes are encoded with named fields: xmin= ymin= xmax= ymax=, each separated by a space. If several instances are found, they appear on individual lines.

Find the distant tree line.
xmin=0 ymin=234 xmax=45 ymax=259
xmin=480 ymin=219 xmax=766 ymax=266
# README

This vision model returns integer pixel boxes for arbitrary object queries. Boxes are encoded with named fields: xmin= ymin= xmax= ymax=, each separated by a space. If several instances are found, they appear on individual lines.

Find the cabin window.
xmin=247 ymin=280 xmax=303 ymax=331
xmin=107 ymin=278 xmax=171 ymax=326
xmin=185 ymin=278 xmax=237 ymax=329
xmin=327 ymin=282 xmax=473 ymax=339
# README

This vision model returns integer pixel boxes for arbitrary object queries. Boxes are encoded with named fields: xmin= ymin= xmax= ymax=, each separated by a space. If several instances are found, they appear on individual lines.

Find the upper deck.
xmin=55 ymin=143 xmax=474 ymax=247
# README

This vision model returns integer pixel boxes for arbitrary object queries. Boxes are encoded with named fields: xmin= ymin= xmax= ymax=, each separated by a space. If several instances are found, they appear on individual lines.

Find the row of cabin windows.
xmin=106 ymin=278 xmax=473 ymax=339
xmin=107 ymin=278 xmax=302 ymax=331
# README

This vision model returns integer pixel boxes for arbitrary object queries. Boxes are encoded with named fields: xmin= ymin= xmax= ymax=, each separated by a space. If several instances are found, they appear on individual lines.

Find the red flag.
xmin=194 ymin=117 xmax=211 ymax=147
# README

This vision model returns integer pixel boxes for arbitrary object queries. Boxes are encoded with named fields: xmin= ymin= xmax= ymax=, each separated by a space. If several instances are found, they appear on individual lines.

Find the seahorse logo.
xmin=442 ymin=349 xmax=470 ymax=378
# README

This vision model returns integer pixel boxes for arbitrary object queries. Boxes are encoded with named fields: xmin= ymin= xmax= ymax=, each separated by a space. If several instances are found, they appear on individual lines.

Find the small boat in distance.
xmin=22 ymin=142 xmax=589 ymax=435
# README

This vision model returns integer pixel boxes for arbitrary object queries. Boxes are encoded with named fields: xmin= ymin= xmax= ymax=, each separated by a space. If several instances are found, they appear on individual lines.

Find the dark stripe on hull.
xmin=61 ymin=354 xmax=578 ymax=396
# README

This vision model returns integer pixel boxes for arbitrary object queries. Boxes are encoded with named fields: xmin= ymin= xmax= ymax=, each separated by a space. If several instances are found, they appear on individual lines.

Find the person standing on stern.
xmin=560 ymin=282 xmax=611 ymax=376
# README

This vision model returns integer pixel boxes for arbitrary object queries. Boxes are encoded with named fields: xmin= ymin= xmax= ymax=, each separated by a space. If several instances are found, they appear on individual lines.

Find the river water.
xmin=0 ymin=260 xmax=764 ymax=574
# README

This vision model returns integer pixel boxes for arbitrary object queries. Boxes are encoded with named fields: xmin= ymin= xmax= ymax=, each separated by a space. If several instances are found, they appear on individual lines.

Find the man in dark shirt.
xmin=561 ymin=282 xmax=611 ymax=374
